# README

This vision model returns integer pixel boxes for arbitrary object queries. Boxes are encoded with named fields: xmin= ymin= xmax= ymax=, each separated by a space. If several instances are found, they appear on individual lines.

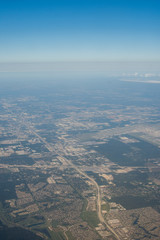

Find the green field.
xmin=81 ymin=211 xmax=99 ymax=227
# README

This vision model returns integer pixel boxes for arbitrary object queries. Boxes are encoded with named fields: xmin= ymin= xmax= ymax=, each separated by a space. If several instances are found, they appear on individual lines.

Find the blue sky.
xmin=0 ymin=0 xmax=160 ymax=63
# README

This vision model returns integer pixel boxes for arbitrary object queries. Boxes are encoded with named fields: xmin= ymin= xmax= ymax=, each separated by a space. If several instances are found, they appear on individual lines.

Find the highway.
xmin=25 ymin=125 xmax=121 ymax=240
xmin=14 ymin=114 xmax=121 ymax=240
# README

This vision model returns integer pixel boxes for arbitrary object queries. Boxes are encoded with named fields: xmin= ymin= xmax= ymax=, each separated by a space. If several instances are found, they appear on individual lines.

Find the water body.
xmin=0 ymin=221 xmax=43 ymax=240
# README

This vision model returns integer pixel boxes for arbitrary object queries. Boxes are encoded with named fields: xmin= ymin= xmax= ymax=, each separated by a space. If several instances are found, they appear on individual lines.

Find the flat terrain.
xmin=0 ymin=78 xmax=160 ymax=240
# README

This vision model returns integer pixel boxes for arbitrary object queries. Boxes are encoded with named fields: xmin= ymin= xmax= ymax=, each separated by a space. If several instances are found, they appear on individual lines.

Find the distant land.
xmin=0 ymin=76 xmax=160 ymax=240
